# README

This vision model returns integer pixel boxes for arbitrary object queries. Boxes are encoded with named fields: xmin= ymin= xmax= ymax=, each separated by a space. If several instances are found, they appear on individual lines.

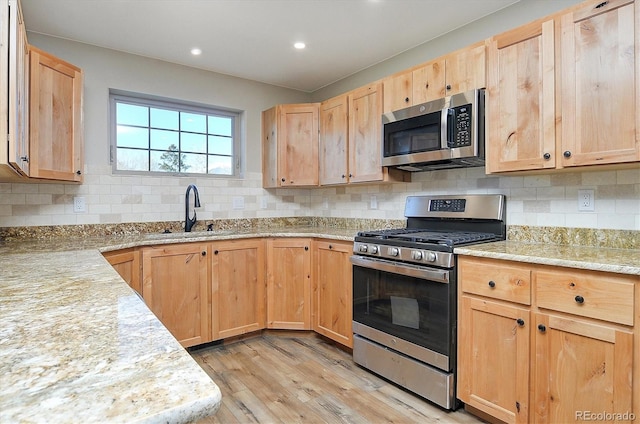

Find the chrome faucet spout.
xmin=185 ymin=184 xmax=200 ymax=232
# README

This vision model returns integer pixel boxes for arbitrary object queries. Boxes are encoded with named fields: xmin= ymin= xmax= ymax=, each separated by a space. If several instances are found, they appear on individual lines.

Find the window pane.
xmin=182 ymin=133 xmax=207 ymax=153
xmin=208 ymin=135 xmax=232 ymax=155
xmin=151 ymin=108 xmax=179 ymax=130
xmin=182 ymin=153 xmax=207 ymax=174
xmin=150 ymin=129 xmax=179 ymax=151
xmin=117 ymin=148 xmax=148 ymax=171
xmin=208 ymin=116 xmax=232 ymax=136
xmin=151 ymin=148 xmax=184 ymax=172
xmin=208 ymin=155 xmax=233 ymax=175
xmin=117 ymin=126 xmax=149 ymax=148
xmin=181 ymin=112 xmax=206 ymax=133
xmin=117 ymin=103 xmax=148 ymax=126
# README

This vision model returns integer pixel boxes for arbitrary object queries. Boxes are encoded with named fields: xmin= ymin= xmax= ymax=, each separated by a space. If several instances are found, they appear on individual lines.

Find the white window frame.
xmin=109 ymin=90 xmax=242 ymax=178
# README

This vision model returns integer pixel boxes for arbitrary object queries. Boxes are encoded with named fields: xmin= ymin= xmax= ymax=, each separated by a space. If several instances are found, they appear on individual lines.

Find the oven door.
xmin=350 ymin=255 xmax=455 ymax=372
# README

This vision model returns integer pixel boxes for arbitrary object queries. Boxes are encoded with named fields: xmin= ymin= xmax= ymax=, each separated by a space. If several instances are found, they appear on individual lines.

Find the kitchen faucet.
xmin=184 ymin=184 xmax=201 ymax=232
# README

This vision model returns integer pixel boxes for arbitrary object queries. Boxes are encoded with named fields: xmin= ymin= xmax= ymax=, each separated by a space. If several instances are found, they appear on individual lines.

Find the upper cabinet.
xmin=347 ymin=82 xmax=386 ymax=183
xmin=487 ymin=0 xmax=639 ymax=173
xmin=1 ymin=0 xmax=29 ymax=180
xmin=383 ymin=41 xmax=486 ymax=113
xmin=1 ymin=0 xmax=84 ymax=183
xmin=486 ymin=19 xmax=557 ymax=173
xmin=262 ymin=103 xmax=319 ymax=188
xmin=29 ymin=46 xmax=84 ymax=182
xmin=559 ymin=0 xmax=639 ymax=167
xmin=319 ymin=94 xmax=349 ymax=185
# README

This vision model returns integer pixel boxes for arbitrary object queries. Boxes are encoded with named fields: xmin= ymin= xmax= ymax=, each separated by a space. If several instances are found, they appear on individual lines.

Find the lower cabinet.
xmin=266 ymin=238 xmax=312 ymax=330
xmin=312 ymin=239 xmax=353 ymax=348
xmin=141 ymin=243 xmax=210 ymax=348
xmin=211 ymin=238 xmax=266 ymax=340
xmin=458 ymin=256 xmax=638 ymax=424
xmin=102 ymin=248 xmax=141 ymax=295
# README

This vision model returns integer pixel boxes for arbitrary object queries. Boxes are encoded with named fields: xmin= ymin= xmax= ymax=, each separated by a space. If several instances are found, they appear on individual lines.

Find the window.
xmin=109 ymin=91 xmax=241 ymax=176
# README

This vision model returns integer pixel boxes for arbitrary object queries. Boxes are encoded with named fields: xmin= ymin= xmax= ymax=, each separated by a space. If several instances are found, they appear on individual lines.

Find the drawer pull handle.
xmin=516 ymin=318 xmax=525 ymax=327
xmin=575 ymin=295 xmax=585 ymax=304
xmin=488 ymin=280 xmax=496 ymax=288
xmin=538 ymin=324 xmax=546 ymax=333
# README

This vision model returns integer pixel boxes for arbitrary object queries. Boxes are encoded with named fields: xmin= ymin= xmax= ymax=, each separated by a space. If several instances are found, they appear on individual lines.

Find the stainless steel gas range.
xmin=350 ymin=194 xmax=506 ymax=410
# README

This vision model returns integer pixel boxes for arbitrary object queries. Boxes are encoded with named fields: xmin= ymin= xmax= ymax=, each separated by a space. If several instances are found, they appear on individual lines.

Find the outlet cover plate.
xmin=73 ymin=196 xmax=86 ymax=213
xmin=578 ymin=189 xmax=595 ymax=212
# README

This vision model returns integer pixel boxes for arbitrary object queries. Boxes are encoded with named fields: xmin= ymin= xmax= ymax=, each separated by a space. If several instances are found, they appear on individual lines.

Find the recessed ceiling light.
xmin=190 ymin=48 xmax=202 ymax=56
xmin=294 ymin=42 xmax=306 ymax=50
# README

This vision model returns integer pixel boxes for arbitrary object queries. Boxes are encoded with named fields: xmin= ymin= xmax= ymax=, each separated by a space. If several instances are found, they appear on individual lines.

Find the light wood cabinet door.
xmin=442 ymin=41 xmax=487 ymax=97
xmin=486 ymin=19 xmax=557 ymax=173
xmin=412 ymin=58 xmax=446 ymax=105
xmin=382 ymin=69 xmax=412 ymax=113
xmin=141 ymin=243 xmax=210 ymax=348
xmin=262 ymin=103 xmax=319 ymax=188
xmin=560 ymin=0 xmax=640 ymax=167
xmin=348 ymin=82 xmax=383 ymax=183
xmin=266 ymin=238 xmax=311 ymax=330
xmin=103 ymin=248 xmax=141 ymax=295
xmin=29 ymin=46 xmax=83 ymax=182
xmin=312 ymin=240 xmax=353 ymax=348
xmin=458 ymin=296 xmax=531 ymax=424
xmin=533 ymin=313 xmax=633 ymax=423
xmin=319 ymin=94 xmax=349 ymax=185
xmin=211 ymin=239 xmax=266 ymax=340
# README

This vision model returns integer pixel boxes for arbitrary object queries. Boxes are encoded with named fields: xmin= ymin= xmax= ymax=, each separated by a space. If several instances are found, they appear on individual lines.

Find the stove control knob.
xmin=388 ymin=247 xmax=400 ymax=257
xmin=358 ymin=244 xmax=368 ymax=253
xmin=370 ymin=246 xmax=379 ymax=254
xmin=426 ymin=252 xmax=437 ymax=262
xmin=412 ymin=251 xmax=423 ymax=261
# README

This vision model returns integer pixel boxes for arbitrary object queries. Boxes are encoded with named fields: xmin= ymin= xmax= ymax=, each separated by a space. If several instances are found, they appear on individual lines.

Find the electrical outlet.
xmin=73 ymin=196 xmax=86 ymax=213
xmin=232 ymin=196 xmax=244 ymax=210
xmin=578 ymin=189 xmax=595 ymax=212
xmin=370 ymin=195 xmax=378 ymax=210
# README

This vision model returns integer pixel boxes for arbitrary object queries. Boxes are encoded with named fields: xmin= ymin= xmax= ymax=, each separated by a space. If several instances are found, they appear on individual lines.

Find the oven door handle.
xmin=350 ymin=256 xmax=450 ymax=284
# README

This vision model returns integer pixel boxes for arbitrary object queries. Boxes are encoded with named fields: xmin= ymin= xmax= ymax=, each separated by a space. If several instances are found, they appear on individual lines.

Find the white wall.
xmin=0 ymin=0 xmax=638 ymax=231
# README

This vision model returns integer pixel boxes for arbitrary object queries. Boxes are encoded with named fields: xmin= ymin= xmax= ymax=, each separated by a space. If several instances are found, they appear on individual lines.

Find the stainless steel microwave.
xmin=381 ymin=88 xmax=485 ymax=172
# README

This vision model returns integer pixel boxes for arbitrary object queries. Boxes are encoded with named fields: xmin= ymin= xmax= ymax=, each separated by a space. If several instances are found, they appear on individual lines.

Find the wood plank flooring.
xmin=191 ymin=332 xmax=485 ymax=423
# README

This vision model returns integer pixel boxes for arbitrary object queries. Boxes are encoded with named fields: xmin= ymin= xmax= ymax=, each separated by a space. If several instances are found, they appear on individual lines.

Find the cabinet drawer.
xmin=459 ymin=257 xmax=531 ymax=305
xmin=536 ymin=269 xmax=635 ymax=326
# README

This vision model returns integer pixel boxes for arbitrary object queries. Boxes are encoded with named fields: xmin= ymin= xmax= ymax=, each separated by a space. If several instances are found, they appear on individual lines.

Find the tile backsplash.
xmin=0 ymin=165 xmax=638 ymax=231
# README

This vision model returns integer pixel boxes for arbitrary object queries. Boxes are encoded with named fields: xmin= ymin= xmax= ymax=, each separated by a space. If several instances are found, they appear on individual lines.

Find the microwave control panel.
xmin=448 ymin=104 xmax=472 ymax=148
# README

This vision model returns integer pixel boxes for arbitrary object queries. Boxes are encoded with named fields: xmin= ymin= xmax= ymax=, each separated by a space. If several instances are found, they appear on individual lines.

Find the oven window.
xmin=383 ymin=111 xmax=441 ymax=157
xmin=353 ymin=265 xmax=452 ymax=356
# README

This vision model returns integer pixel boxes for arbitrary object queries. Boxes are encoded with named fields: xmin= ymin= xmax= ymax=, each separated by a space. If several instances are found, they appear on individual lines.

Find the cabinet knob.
xmin=304 ymin=246 xmax=309 ymax=251
xmin=76 ymin=170 xmax=82 ymax=175
xmin=488 ymin=280 xmax=496 ymax=288
xmin=516 ymin=318 xmax=525 ymax=327
xmin=349 ymin=173 xmax=353 ymax=178
xmin=341 ymin=174 xmax=345 ymax=179
xmin=575 ymin=295 xmax=585 ymax=304
xmin=446 ymin=84 xmax=452 ymax=90
xmin=214 ymin=250 xmax=219 ymax=255
xmin=538 ymin=324 xmax=546 ymax=333
xmin=404 ymin=97 xmax=410 ymax=103
xmin=201 ymin=251 xmax=206 ymax=256
xmin=20 ymin=156 xmax=29 ymax=162
xmin=543 ymin=153 xmax=551 ymax=160
xmin=329 ymin=244 xmax=333 ymax=249
xmin=281 ymin=178 xmax=286 ymax=182
xmin=563 ymin=151 xmax=572 ymax=158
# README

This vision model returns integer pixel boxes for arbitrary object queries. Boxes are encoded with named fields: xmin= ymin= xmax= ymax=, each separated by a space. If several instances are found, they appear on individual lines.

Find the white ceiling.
xmin=21 ymin=0 xmax=519 ymax=93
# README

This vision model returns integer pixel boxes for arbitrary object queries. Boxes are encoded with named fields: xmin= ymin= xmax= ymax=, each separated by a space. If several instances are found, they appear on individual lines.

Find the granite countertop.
xmin=455 ymin=241 xmax=640 ymax=276
xmin=0 ymin=226 xmax=355 ymax=423
xmin=0 ymin=249 xmax=222 ymax=423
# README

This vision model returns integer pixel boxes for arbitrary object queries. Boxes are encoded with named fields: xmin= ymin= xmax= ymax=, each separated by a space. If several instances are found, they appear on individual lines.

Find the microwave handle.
xmin=441 ymin=107 xmax=454 ymax=149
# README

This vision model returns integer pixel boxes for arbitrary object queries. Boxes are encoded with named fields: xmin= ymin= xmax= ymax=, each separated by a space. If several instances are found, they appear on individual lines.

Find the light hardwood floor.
xmin=191 ymin=332 xmax=485 ymax=423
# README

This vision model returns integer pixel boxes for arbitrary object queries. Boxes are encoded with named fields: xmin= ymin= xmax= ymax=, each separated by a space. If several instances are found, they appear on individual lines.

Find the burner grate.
xmin=356 ymin=229 xmax=498 ymax=247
